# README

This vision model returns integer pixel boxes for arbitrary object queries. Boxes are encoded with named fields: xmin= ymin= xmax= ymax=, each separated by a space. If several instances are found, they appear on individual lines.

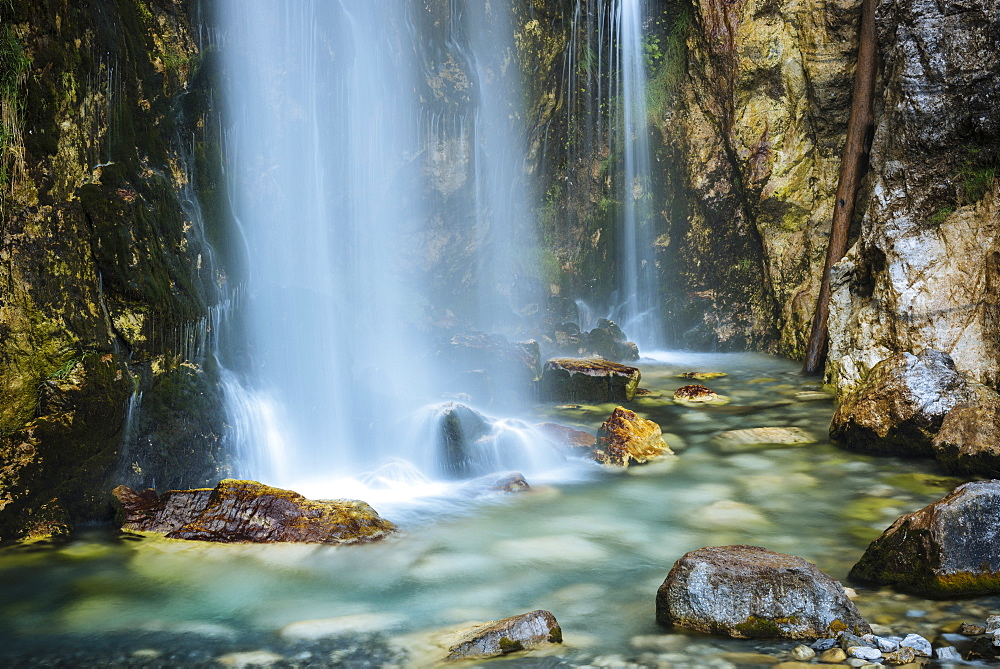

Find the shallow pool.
xmin=1 ymin=352 xmax=993 ymax=667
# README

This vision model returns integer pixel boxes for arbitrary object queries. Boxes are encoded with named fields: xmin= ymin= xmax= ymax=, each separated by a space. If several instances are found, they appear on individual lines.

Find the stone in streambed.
xmin=849 ymin=480 xmax=1000 ymax=596
xmin=829 ymin=349 xmax=980 ymax=457
xmin=458 ymin=471 xmax=530 ymax=496
xmin=656 ymin=545 xmax=870 ymax=639
xmin=932 ymin=393 xmax=1000 ymax=476
xmin=593 ymin=407 xmax=673 ymax=466
xmin=113 ymin=479 xmax=395 ymax=544
xmin=534 ymin=422 xmax=596 ymax=452
xmin=678 ymin=371 xmax=728 ymax=380
xmin=673 ymin=384 xmax=720 ymax=403
xmin=445 ymin=610 xmax=562 ymax=660
xmin=539 ymin=358 xmax=641 ymax=402
xmin=712 ymin=427 xmax=818 ymax=453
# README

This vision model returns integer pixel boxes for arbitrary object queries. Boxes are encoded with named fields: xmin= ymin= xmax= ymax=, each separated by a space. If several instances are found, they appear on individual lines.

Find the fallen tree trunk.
xmin=802 ymin=0 xmax=878 ymax=375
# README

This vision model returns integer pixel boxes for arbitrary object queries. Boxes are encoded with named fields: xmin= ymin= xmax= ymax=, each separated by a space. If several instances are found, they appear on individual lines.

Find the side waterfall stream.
xmin=1 ymin=353 xmax=994 ymax=666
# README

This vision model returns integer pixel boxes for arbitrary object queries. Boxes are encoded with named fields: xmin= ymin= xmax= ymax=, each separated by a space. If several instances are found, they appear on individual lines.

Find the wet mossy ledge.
xmin=0 ymin=0 xmax=233 ymax=541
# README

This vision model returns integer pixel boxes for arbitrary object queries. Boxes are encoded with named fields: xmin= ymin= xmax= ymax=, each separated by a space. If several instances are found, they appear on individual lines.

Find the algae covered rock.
xmin=539 ymin=358 xmax=641 ymax=402
xmin=594 ymin=407 xmax=672 ymax=466
xmin=850 ymin=480 xmax=1000 ymax=597
xmin=673 ymin=384 xmax=720 ymax=403
xmin=830 ymin=349 xmax=976 ymax=456
xmin=656 ymin=545 xmax=870 ymax=639
xmin=113 ymin=479 xmax=395 ymax=544
xmin=932 ymin=392 xmax=1000 ymax=476
xmin=446 ymin=609 xmax=562 ymax=660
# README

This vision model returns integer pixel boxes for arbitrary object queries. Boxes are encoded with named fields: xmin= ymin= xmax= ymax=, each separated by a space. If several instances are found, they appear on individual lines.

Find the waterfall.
xmin=559 ymin=0 xmax=663 ymax=350
xmin=217 ymin=1 xmax=560 ymax=495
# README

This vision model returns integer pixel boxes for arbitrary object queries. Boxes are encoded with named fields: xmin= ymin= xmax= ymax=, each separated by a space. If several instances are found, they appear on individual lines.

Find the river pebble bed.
xmin=2 ymin=352 xmax=998 ymax=667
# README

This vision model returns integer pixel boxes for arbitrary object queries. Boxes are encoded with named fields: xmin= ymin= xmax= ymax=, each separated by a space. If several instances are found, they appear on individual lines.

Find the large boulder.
xmin=931 ymin=389 xmax=1000 ymax=476
xmin=435 ymin=402 xmax=493 ymax=479
xmin=585 ymin=319 xmax=640 ymax=362
xmin=539 ymin=358 xmax=641 ymax=402
xmin=594 ymin=407 xmax=673 ymax=466
xmin=829 ymin=349 xmax=977 ymax=456
xmin=850 ymin=480 xmax=1000 ymax=597
xmin=657 ymin=545 xmax=870 ymax=639
xmin=446 ymin=610 xmax=562 ymax=660
xmin=113 ymin=479 xmax=396 ymax=544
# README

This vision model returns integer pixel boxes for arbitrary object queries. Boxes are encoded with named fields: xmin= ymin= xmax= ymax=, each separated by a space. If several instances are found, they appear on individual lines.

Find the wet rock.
xmin=445 ymin=609 xmax=562 ymax=660
xmin=586 ymin=319 xmax=640 ymax=362
xmin=850 ymin=480 xmax=1000 ymax=596
xmin=434 ymin=402 xmax=493 ymax=478
xmin=988 ymin=614 xmax=1000 ymax=633
xmin=673 ymin=384 xmax=719 ymax=403
xmin=539 ymin=358 xmax=641 ymax=402
xmin=656 ymin=545 xmax=870 ymax=639
xmin=811 ymin=638 xmax=838 ymax=651
xmin=935 ymin=646 xmax=962 ymax=662
xmin=875 ymin=636 xmax=900 ymax=652
xmin=113 ymin=479 xmax=395 ymax=544
xmin=968 ymin=636 xmax=1000 ymax=660
xmin=534 ymin=422 xmax=597 ymax=453
xmin=847 ymin=646 xmax=882 ymax=661
xmin=900 ymin=633 xmax=932 ymax=657
xmin=839 ymin=631 xmax=876 ymax=650
xmin=932 ymin=389 xmax=1000 ymax=476
xmin=830 ymin=349 xmax=978 ymax=456
xmin=679 ymin=372 xmax=727 ymax=380
xmin=791 ymin=644 xmax=816 ymax=660
xmin=458 ymin=472 xmax=530 ymax=496
xmin=959 ymin=622 xmax=986 ymax=636
xmin=818 ymin=647 xmax=847 ymax=663
xmin=883 ymin=646 xmax=916 ymax=665
xmin=593 ymin=407 xmax=673 ymax=467
xmin=712 ymin=427 xmax=818 ymax=453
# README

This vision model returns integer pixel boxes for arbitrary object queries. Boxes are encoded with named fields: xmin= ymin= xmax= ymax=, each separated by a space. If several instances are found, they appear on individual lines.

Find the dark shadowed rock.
xmin=586 ymin=319 xmax=640 ymax=362
xmin=594 ymin=407 xmax=673 ymax=466
xmin=850 ymin=480 xmax=1000 ymax=597
xmin=830 ymin=349 xmax=977 ymax=456
xmin=113 ymin=479 xmax=395 ymax=544
xmin=446 ymin=610 xmax=562 ymax=660
xmin=657 ymin=545 xmax=870 ymax=639
xmin=932 ymin=387 xmax=1000 ymax=476
xmin=435 ymin=402 xmax=493 ymax=478
xmin=539 ymin=358 xmax=641 ymax=402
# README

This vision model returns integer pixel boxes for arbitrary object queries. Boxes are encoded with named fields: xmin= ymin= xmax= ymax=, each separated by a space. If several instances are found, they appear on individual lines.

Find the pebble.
xmin=935 ymin=646 xmax=962 ymax=661
xmin=875 ymin=635 xmax=900 ymax=652
xmin=900 ymin=633 xmax=932 ymax=657
xmin=993 ymin=630 xmax=1000 ymax=647
xmin=790 ymin=644 xmax=815 ymax=661
xmin=960 ymin=622 xmax=986 ymax=635
xmin=847 ymin=646 xmax=883 ymax=661
xmin=883 ymin=646 xmax=916 ymax=665
xmin=818 ymin=647 xmax=847 ymax=663
xmin=811 ymin=638 xmax=837 ymax=651
xmin=840 ymin=632 xmax=876 ymax=650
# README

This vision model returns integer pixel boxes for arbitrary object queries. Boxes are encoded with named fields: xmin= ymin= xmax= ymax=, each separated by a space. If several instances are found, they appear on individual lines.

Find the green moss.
xmin=928 ymin=205 xmax=954 ymax=225
xmin=959 ymin=146 xmax=998 ymax=205
xmin=733 ymin=615 xmax=796 ymax=638
xmin=497 ymin=636 xmax=524 ymax=654
xmin=646 ymin=7 xmax=691 ymax=119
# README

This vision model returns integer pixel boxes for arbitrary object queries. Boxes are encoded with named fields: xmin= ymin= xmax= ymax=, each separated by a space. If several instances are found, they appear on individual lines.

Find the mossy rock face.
xmin=114 ymin=479 xmax=396 ymax=545
xmin=850 ymin=481 xmax=1000 ymax=597
xmin=657 ymin=545 xmax=870 ymax=639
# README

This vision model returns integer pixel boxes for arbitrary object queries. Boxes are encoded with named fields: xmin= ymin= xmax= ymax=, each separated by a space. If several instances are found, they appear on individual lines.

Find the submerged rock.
xmin=594 ymin=407 xmax=673 ymax=467
xmin=830 ymin=349 xmax=977 ymax=456
xmin=534 ymin=422 xmax=597 ymax=452
xmin=678 ymin=372 xmax=727 ymax=380
xmin=539 ymin=358 xmax=641 ymax=402
xmin=113 ymin=479 xmax=395 ymax=544
xmin=445 ymin=610 xmax=562 ymax=660
xmin=458 ymin=471 xmax=530 ymax=496
xmin=850 ymin=480 xmax=1000 ymax=596
xmin=673 ymin=384 xmax=720 ymax=404
xmin=435 ymin=402 xmax=493 ymax=479
xmin=656 ymin=545 xmax=870 ymax=639
xmin=712 ymin=427 xmax=818 ymax=453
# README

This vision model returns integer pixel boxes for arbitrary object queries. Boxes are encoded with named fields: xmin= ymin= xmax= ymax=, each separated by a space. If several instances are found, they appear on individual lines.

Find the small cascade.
xmin=217 ymin=1 xmax=562 ymax=497
xmin=558 ymin=0 xmax=664 ymax=351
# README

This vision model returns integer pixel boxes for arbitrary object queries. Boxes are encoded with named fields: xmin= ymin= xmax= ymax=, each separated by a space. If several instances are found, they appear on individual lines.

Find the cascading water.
xmin=560 ymin=0 xmax=664 ymax=350
xmin=218 ymin=1 xmax=569 ymax=502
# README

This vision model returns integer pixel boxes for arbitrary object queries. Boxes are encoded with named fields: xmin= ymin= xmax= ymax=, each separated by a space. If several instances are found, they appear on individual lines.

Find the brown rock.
xmin=830 ymin=349 xmax=976 ymax=456
xmin=446 ymin=610 xmax=562 ymax=660
xmin=818 ymin=647 xmax=847 ymax=663
xmin=594 ymin=407 xmax=673 ymax=466
xmin=113 ymin=479 xmax=395 ymax=544
xmin=458 ymin=472 xmax=530 ymax=496
xmin=932 ymin=388 xmax=1000 ymax=476
xmin=884 ymin=646 xmax=916 ymax=665
xmin=656 ymin=545 xmax=870 ymax=639
xmin=673 ymin=384 xmax=719 ymax=402
xmin=959 ymin=622 xmax=986 ymax=635
xmin=539 ymin=358 xmax=641 ymax=402
xmin=850 ymin=480 xmax=1000 ymax=596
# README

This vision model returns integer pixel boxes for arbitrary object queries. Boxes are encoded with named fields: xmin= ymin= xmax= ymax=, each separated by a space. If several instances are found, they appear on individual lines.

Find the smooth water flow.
xmin=219 ymin=1 xmax=551 ymax=494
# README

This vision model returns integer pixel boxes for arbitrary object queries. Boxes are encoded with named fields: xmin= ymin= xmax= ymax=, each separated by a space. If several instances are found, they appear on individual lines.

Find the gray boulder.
xmin=539 ymin=358 xmax=641 ymax=402
xmin=830 ymin=349 xmax=976 ymax=456
xmin=932 ymin=386 xmax=1000 ymax=476
xmin=850 ymin=480 xmax=1000 ymax=597
xmin=656 ymin=545 xmax=869 ymax=639
xmin=446 ymin=610 xmax=562 ymax=660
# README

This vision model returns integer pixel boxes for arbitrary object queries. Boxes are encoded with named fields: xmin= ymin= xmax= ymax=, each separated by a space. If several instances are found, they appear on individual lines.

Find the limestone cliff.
xmin=826 ymin=0 xmax=1000 ymax=393
xmin=0 ymin=0 xmax=231 ymax=540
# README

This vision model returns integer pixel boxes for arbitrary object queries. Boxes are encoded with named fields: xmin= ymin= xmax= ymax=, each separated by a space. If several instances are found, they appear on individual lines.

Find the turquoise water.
xmin=1 ymin=353 xmax=993 ymax=667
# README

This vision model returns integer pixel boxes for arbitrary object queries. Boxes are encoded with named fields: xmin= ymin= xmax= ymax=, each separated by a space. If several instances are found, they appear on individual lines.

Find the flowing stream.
xmin=0 ymin=353 xmax=994 ymax=666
